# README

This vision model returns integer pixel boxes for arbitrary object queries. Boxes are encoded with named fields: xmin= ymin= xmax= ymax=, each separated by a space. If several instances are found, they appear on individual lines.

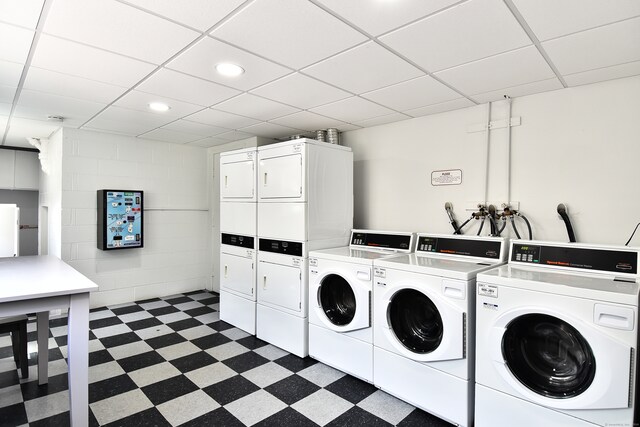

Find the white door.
xmin=220 ymin=159 xmax=255 ymax=200
xmin=0 ymin=204 xmax=19 ymax=257
xmin=259 ymin=154 xmax=303 ymax=200
xmin=258 ymin=260 xmax=302 ymax=313
xmin=381 ymin=283 xmax=465 ymax=362
xmin=313 ymin=270 xmax=371 ymax=332
xmin=220 ymin=252 xmax=255 ymax=300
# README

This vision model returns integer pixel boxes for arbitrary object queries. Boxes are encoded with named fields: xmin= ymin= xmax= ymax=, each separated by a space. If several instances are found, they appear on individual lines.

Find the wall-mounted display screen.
xmin=97 ymin=190 xmax=143 ymax=250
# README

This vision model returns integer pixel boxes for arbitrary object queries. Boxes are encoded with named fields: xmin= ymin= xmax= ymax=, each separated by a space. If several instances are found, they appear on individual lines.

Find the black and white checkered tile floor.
xmin=0 ymin=290 xmax=453 ymax=426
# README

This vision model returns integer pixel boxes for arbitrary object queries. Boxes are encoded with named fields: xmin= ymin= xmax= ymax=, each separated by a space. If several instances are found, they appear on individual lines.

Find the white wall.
xmin=39 ymin=129 xmax=63 ymax=258
xmin=59 ymin=128 xmax=211 ymax=307
xmin=342 ymin=76 xmax=640 ymax=246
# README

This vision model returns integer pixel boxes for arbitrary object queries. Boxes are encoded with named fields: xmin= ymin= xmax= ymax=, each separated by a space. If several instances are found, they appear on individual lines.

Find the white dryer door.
xmin=220 ymin=252 xmax=255 ymax=300
xmin=258 ymin=154 xmax=303 ymax=200
xmin=258 ymin=260 xmax=302 ymax=314
xmin=220 ymin=158 xmax=255 ymax=200
xmin=381 ymin=283 xmax=465 ymax=362
xmin=314 ymin=270 xmax=370 ymax=332
xmin=489 ymin=307 xmax=632 ymax=410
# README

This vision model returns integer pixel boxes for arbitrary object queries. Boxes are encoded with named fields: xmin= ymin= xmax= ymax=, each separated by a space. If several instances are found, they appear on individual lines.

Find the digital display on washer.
xmin=259 ymin=238 xmax=303 ymax=257
xmin=511 ymin=244 xmax=638 ymax=274
xmin=350 ymin=232 xmax=412 ymax=250
xmin=221 ymin=233 xmax=254 ymax=249
xmin=417 ymin=236 xmax=501 ymax=259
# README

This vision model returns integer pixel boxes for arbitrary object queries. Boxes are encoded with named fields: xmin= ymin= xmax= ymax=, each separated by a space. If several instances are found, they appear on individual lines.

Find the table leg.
xmin=68 ymin=292 xmax=89 ymax=427
xmin=36 ymin=311 xmax=49 ymax=385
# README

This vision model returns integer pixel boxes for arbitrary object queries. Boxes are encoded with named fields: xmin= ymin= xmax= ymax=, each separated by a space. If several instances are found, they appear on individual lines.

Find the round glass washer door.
xmin=319 ymin=274 xmax=356 ymax=326
xmin=388 ymin=289 xmax=443 ymax=354
xmin=502 ymin=313 xmax=596 ymax=399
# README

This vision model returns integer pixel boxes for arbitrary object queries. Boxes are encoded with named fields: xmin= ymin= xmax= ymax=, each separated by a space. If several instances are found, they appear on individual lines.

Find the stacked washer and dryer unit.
xmin=256 ymin=138 xmax=353 ymax=357
xmin=219 ymin=148 xmax=259 ymax=334
xmin=308 ymin=230 xmax=416 ymax=383
xmin=372 ymin=234 xmax=508 ymax=427
xmin=476 ymin=240 xmax=639 ymax=427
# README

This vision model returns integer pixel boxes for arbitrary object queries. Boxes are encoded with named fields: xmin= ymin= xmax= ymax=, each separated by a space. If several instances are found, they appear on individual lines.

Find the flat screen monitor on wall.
xmin=97 ymin=190 xmax=143 ymax=250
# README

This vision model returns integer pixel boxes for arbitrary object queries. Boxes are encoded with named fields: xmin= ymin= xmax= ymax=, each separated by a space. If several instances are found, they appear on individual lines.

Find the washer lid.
xmin=376 ymin=253 xmax=503 ymax=280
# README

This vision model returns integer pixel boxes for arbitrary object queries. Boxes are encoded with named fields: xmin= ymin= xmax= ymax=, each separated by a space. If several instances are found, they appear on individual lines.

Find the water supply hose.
xmin=557 ymin=203 xmax=576 ymax=242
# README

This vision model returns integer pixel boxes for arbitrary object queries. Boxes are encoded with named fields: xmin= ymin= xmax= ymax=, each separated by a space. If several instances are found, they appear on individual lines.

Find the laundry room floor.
xmin=0 ymin=290 xmax=453 ymax=426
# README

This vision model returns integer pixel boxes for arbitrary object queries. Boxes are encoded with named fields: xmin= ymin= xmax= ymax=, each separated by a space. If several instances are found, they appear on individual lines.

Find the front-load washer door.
xmin=220 ymin=252 xmax=255 ymax=300
xmin=316 ymin=272 xmax=370 ymax=332
xmin=383 ymin=285 xmax=464 ymax=362
xmin=489 ymin=307 xmax=633 ymax=410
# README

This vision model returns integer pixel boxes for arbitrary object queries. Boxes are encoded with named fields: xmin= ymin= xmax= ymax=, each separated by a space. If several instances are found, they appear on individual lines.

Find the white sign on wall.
xmin=431 ymin=169 xmax=462 ymax=186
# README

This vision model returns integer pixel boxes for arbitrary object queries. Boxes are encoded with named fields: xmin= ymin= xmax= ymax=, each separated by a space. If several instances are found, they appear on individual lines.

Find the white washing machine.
xmin=219 ymin=148 xmax=257 ymax=334
xmin=373 ymin=233 xmax=508 ymax=427
xmin=475 ymin=240 xmax=639 ymax=427
xmin=308 ymin=230 xmax=415 ymax=383
xmin=256 ymin=238 xmax=309 ymax=358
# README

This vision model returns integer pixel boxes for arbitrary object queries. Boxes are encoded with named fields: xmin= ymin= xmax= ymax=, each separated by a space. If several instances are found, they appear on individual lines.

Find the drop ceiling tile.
xmin=215 ymin=130 xmax=254 ymax=141
xmin=113 ymin=90 xmax=204 ymax=118
xmin=0 ymin=60 xmax=24 ymax=87
xmin=470 ymin=78 xmax=563 ymax=104
xmin=353 ymin=113 xmax=411 ymax=128
xmin=44 ymin=0 xmax=199 ymax=65
xmin=302 ymin=41 xmax=423 ymax=94
xmin=211 ymin=0 xmax=367 ymax=69
xmin=239 ymin=122 xmax=301 ymax=139
xmin=119 ymin=0 xmax=246 ymax=31
xmin=0 ymin=85 xmax=16 ymax=104
xmin=166 ymin=37 xmax=291 ymax=91
xmin=0 ymin=104 xmax=10 ymax=116
xmin=512 ymin=0 xmax=640 ymax=41
xmin=543 ymin=17 xmax=640 ymax=75
xmin=405 ymin=98 xmax=475 ymax=118
xmin=250 ymin=73 xmax=350 ymax=110
xmin=183 ymin=108 xmax=260 ymax=129
xmin=0 ymin=0 xmax=45 ymax=29
xmin=137 ymin=68 xmax=240 ymax=107
xmin=270 ymin=111 xmax=347 ymax=132
xmin=361 ymin=75 xmax=461 ymax=111
xmin=31 ymin=35 xmax=156 ymax=87
xmin=214 ymin=94 xmax=299 ymax=121
xmin=0 ymin=23 xmax=34 ymax=64
xmin=23 ymin=67 xmax=128 ymax=104
xmin=380 ymin=0 xmax=531 ymax=72
xmin=564 ymin=61 xmax=640 ymax=87
xmin=309 ymin=96 xmax=395 ymax=123
xmin=435 ymin=46 xmax=556 ymax=96
xmin=162 ymin=119 xmax=230 ymax=137
xmin=139 ymin=128 xmax=202 ymax=144
xmin=4 ymin=117 xmax=61 ymax=147
xmin=14 ymin=90 xmax=107 ymax=127
xmin=313 ymin=0 xmax=461 ymax=36
xmin=189 ymin=136 xmax=231 ymax=147
xmin=84 ymin=105 xmax=173 ymax=135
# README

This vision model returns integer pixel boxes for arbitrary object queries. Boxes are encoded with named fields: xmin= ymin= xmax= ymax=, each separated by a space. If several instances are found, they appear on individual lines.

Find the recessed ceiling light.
xmin=148 ymin=102 xmax=170 ymax=112
xmin=215 ymin=63 xmax=245 ymax=77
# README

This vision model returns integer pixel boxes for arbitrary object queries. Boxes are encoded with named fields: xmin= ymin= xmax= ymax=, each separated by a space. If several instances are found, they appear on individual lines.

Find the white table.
xmin=0 ymin=255 xmax=98 ymax=427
